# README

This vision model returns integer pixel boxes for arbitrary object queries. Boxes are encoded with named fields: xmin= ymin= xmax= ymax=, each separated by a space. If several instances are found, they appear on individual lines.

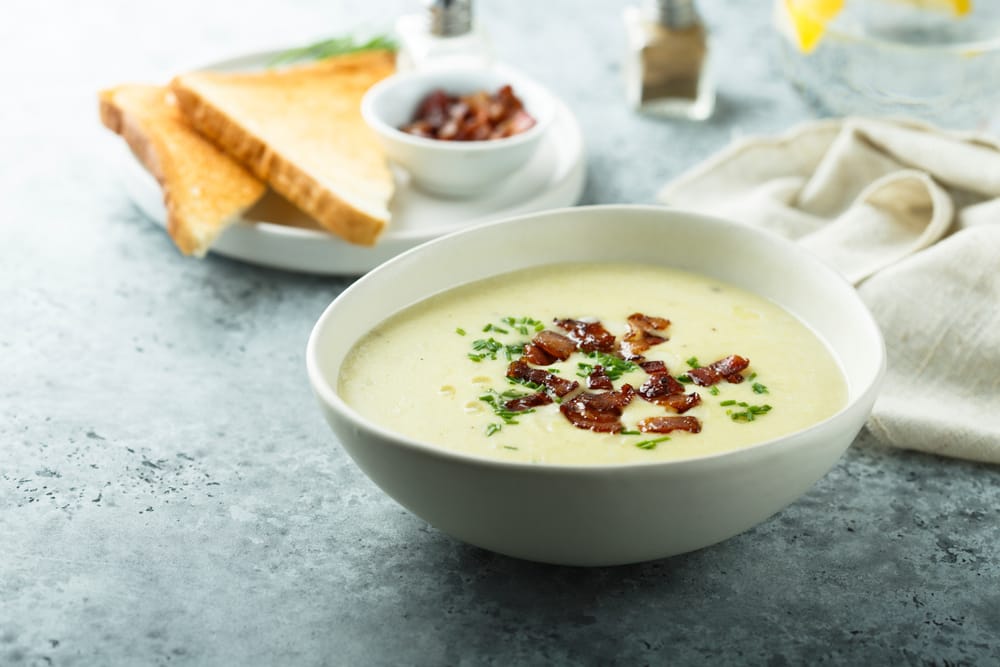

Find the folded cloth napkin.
xmin=659 ymin=117 xmax=1000 ymax=464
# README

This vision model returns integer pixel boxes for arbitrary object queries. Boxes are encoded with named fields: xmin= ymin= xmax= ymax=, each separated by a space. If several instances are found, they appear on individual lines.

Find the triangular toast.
xmin=99 ymin=84 xmax=266 ymax=256
xmin=171 ymin=50 xmax=396 ymax=246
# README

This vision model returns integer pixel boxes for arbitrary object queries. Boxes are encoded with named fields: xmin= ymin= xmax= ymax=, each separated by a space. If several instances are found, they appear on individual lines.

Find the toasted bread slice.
xmin=170 ymin=50 xmax=396 ymax=246
xmin=99 ymin=84 xmax=266 ymax=256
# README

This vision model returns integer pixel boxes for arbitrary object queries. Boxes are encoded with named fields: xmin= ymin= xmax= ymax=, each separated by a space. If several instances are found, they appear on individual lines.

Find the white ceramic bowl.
xmin=361 ymin=64 xmax=556 ymax=198
xmin=306 ymin=205 xmax=885 ymax=566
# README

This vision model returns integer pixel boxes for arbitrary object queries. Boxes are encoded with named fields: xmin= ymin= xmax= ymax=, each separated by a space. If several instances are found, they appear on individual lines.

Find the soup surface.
xmin=338 ymin=263 xmax=847 ymax=465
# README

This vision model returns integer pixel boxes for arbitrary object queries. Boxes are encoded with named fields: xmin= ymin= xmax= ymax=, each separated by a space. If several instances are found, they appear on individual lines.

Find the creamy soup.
xmin=338 ymin=263 xmax=847 ymax=465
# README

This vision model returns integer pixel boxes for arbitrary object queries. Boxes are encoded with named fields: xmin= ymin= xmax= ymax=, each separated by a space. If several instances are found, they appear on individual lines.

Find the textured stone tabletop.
xmin=2 ymin=1 xmax=998 ymax=665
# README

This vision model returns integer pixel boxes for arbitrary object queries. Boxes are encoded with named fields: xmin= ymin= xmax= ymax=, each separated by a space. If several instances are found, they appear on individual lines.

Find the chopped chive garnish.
xmin=730 ymin=404 xmax=773 ymax=423
xmin=752 ymin=382 xmax=769 ymax=394
xmin=709 ymin=386 xmax=720 ymax=396
xmin=500 ymin=389 xmax=528 ymax=399
xmin=469 ymin=337 xmax=504 ymax=361
xmin=502 ymin=445 xmax=519 ymax=450
xmin=620 ymin=429 xmax=641 ymax=435
xmin=467 ymin=353 xmax=483 ymax=362
xmin=455 ymin=327 xmax=466 ymax=336
xmin=479 ymin=391 xmax=535 ymax=425
xmin=749 ymin=372 xmax=758 ymax=381
xmin=686 ymin=356 xmax=700 ymax=368
xmin=575 ymin=352 xmax=638 ymax=381
xmin=506 ymin=376 xmax=543 ymax=391
xmin=676 ymin=374 xmax=693 ymax=384
xmin=635 ymin=436 xmax=671 ymax=450
xmin=720 ymin=399 xmax=737 ymax=406
xmin=485 ymin=423 xmax=501 ymax=437
xmin=483 ymin=324 xmax=492 ymax=332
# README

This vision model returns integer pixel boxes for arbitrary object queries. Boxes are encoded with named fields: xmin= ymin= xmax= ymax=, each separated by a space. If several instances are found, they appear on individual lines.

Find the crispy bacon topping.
xmin=637 ymin=373 xmax=685 ymax=402
xmin=636 ymin=361 xmax=701 ymax=412
xmin=639 ymin=360 xmax=668 ymax=374
xmin=587 ymin=365 xmax=614 ymax=390
xmin=554 ymin=318 xmax=618 ymax=353
xmin=506 ymin=359 xmax=579 ymax=397
xmin=660 ymin=392 xmax=702 ymax=414
xmin=621 ymin=313 xmax=671 ymax=359
xmin=638 ymin=415 xmax=703 ymax=434
xmin=522 ymin=343 xmax=556 ymax=366
xmin=531 ymin=330 xmax=576 ymax=361
xmin=687 ymin=355 xmax=750 ymax=387
xmin=559 ymin=385 xmax=636 ymax=433
xmin=503 ymin=392 xmax=553 ymax=412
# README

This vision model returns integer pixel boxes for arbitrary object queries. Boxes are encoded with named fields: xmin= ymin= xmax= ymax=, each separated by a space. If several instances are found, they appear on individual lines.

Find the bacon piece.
xmin=637 ymin=373 xmax=685 ymax=402
xmin=640 ymin=360 xmax=668 ymax=374
xmin=559 ymin=385 xmax=636 ymax=433
xmin=687 ymin=355 xmax=750 ymax=387
xmin=587 ymin=365 xmax=613 ymax=390
xmin=504 ymin=392 xmax=553 ymax=412
xmin=522 ymin=343 xmax=556 ymax=366
xmin=660 ymin=392 xmax=701 ymax=414
xmin=554 ymin=318 xmax=617 ymax=353
xmin=638 ymin=415 xmax=702 ymax=434
xmin=506 ymin=359 xmax=579 ymax=397
xmin=531 ymin=330 xmax=576 ymax=361
xmin=621 ymin=313 xmax=670 ymax=359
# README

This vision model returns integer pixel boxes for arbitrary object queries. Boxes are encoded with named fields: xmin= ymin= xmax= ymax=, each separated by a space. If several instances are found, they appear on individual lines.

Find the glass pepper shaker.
xmin=624 ymin=0 xmax=715 ymax=120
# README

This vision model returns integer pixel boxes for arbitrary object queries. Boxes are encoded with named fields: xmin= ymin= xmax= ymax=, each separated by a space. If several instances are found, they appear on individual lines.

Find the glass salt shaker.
xmin=396 ymin=0 xmax=493 ymax=72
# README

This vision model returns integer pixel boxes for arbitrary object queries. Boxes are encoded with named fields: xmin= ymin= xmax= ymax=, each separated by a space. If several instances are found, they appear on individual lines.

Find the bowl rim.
xmin=306 ymin=204 xmax=886 ymax=472
xmin=360 ymin=63 xmax=556 ymax=152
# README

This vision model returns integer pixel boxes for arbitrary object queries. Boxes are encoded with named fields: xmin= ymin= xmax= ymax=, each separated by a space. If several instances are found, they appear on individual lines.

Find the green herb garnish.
xmin=720 ymin=399 xmax=737 ymax=406
xmin=468 ymin=337 xmax=504 ymax=362
xmin=479 ymin=391 xmax=533 ymax=425
xmin=686 ymin=356 xmax=700 ymax=368
xmin=505 ymin=376 xmax=543 ymax=391
xmin=576 ymin=351 xmax=638 ymax=381
xmin=485 ymin=423 xmax=502 ymax=437
xmin=676 ymin=374 xmax=693 ymax=384
xmin=455 ymin=327 xmax=466 ymax=336
xmin=730 ymin=404 xmax=773 ymax=423
xmin=709 ymin=386 xmax=720 ymax=396
xmin=499 ymin=316 xmax=545 ymax=336
xmin=269 ymin=34 xmax=397 ymax=66
xmin=752 ymin=382 xmax=769 ymax=395
xmin=499 ymin=389 xmax=529 ymax=399
xmin=620 ymin=429 xmax=641 ymax=435
xmin=502 ymin=445 xmax=519 ymax=450
xmin=635 ymin=436 xmax=671 ymax=450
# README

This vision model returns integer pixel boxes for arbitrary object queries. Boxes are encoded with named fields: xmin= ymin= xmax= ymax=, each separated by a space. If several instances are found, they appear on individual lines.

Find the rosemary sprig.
xmin=269 ymin=34 xmax=397 ymax=66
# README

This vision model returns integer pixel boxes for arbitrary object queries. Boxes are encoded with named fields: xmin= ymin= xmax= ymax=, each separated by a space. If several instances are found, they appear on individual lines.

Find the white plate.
xmin=120 ymin=50 xmax=586 ymax=275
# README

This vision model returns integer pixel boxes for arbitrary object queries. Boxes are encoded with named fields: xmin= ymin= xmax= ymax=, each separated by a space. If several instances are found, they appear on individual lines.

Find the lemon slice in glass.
xmin=783 ymin=0 xmax=972 ymax=54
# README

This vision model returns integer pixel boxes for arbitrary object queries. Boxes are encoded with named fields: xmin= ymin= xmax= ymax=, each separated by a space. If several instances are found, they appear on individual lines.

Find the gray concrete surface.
xmin=2 ymin=1 xmax=998 ymax=665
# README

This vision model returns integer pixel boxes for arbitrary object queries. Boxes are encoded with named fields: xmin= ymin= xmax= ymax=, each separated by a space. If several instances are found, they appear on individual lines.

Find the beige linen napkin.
xmin=659 ymin=117 xmax=1000 ymax=464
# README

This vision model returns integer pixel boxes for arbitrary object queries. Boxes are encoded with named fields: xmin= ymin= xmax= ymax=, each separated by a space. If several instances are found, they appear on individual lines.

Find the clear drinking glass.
xmin=774 ymin=0 xmax=1000 ymax=131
